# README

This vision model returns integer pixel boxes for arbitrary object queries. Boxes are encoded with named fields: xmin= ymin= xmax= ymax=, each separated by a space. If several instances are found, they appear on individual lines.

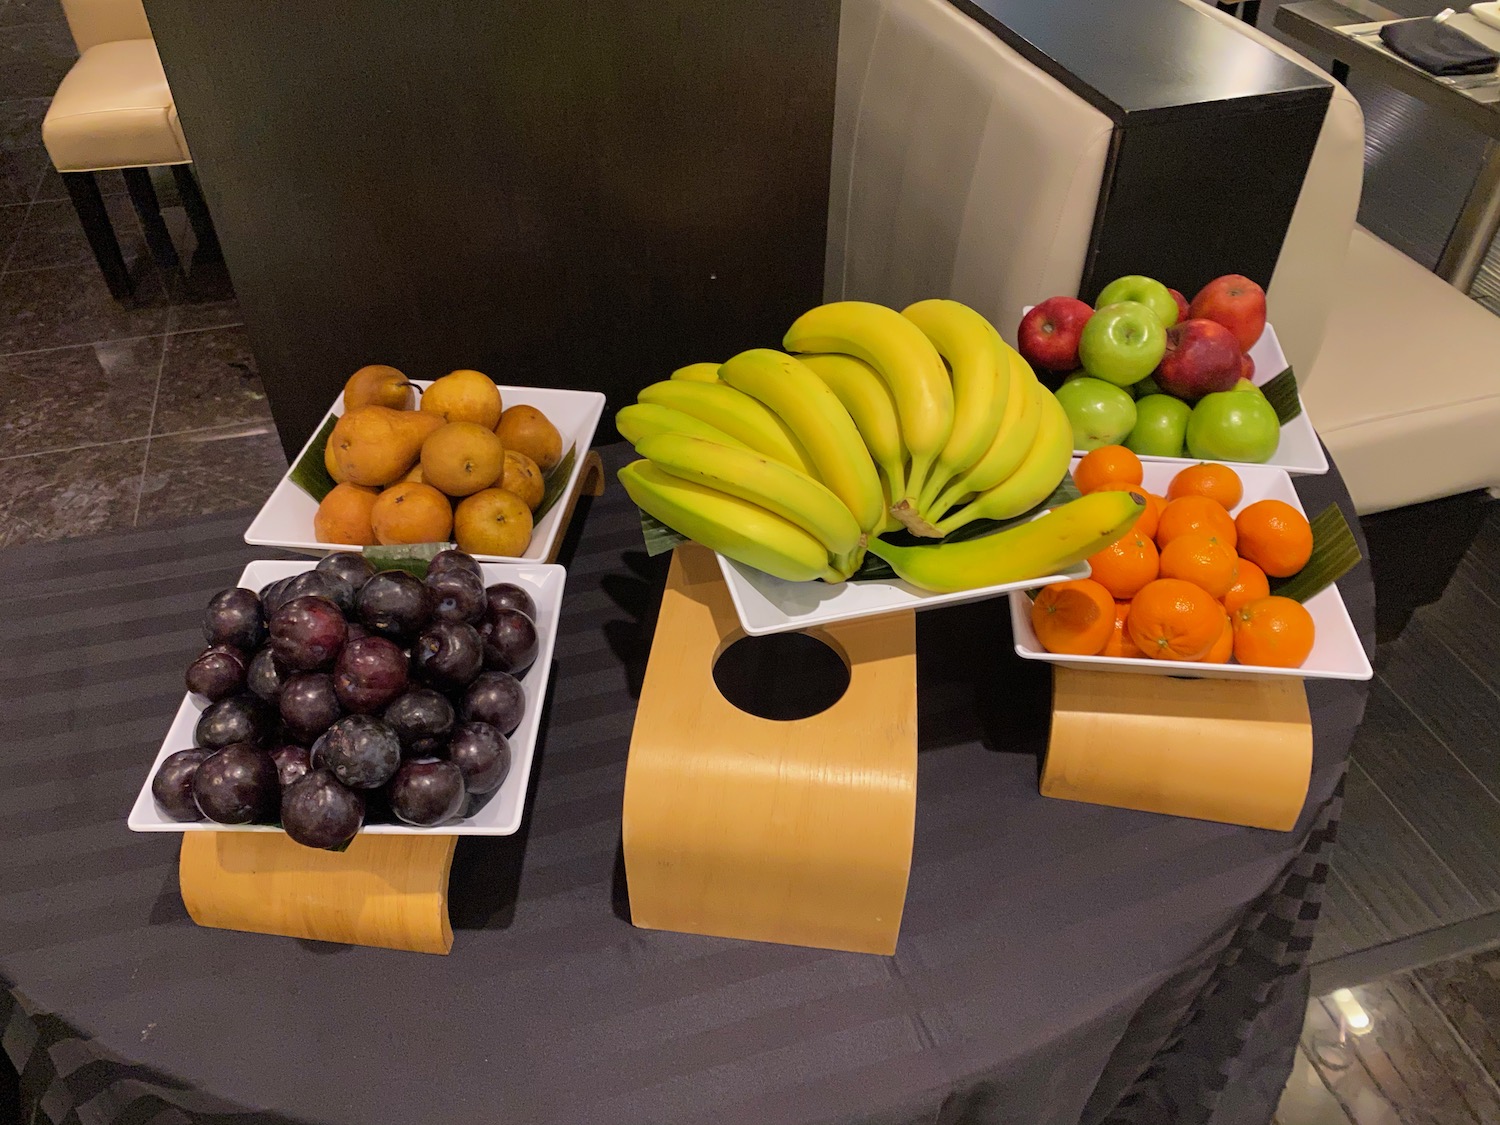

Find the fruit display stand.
xmin=170 ymin=462 xmax=604 ymax=956
xmin=621 ymin=544 xmax=917 ymax=955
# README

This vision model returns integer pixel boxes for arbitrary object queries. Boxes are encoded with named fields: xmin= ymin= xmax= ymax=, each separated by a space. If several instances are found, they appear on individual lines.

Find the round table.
xmin=0 ymin=442 xmax=1373 ymax=1125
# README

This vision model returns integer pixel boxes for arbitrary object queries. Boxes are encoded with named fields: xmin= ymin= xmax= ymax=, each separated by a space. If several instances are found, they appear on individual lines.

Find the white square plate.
xmin=1020 ymin=311 xmax=1328 ymax=475
xmin=718 ymin=553 xmax=1090 ymax=638
xmin=127 ymin=558 xmax=565 ymax=836
xmin=1008 ymin=461 xmax=1371 ymax=681
xmin=244 ymin=383 xmax=606 ymax=562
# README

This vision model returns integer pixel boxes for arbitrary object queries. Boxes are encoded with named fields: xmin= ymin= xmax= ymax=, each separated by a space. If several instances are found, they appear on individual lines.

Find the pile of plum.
xmin=151 ymin=549 xmax=540 ymax=850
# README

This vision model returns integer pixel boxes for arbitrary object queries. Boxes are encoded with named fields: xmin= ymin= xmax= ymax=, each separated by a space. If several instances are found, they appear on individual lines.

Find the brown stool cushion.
xmin=42 ymin=39 xmax=190 ymax=172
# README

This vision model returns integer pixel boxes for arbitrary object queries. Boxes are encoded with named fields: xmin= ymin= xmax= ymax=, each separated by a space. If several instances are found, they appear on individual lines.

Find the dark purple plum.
xmin=425 ymin=568 xmax=486 ymax=624
xmin=445 ymin=721 xmax=510 ymax=794
xmin=259 ymin=576 xmax=297 ymax=615
xmin=279 ymin=672 xmax=343 ymax=741
xmin=203 ymin=588 xmax=266 ymax=650
xmin=185 ymin=647 xmax=247 ymax=701
xmin=192 ymin=743 xmax=279 ymax=823
xmin=283 ymin=570 xmax=356 ymax=617
xmin=281 ymin=769 xmax=364 ymax=849
xmin=483 ymin=582 xmax=536 ymax=623
xmin=344 ymin=621 xmax=372 ymax=644
xmin=427 ymin=549 xmax=483 ymax=580
xmin=462 ymin=671 xmax=526 ymax=735
xmin=356 ymin=571 xmax=433 ymax=645
xmin=246 ymin=647 xmax=289 ymax=703
xmin=308 ymin=731 xmax=329 ymax=770
xmin=320 ymin=714 xmax=402 ymax=789
xmin=270 ymin=743 xmax=313 ymax=788
xmin=151 ymin=748 xmax=210 ymax=821
xmin=333 ymin=635 xmax=409 ymax=713
xmin=269 ymin=595 xmax=348 ymax=671
xmin=317 ymin=552 xmax=376 ymax=594
xmin=383 ymin=689 xmax=455 ymax=755
xmin=388 ymin=758 xmax=466 ymax=826
xmin=195 ymin=694 xmax=275 ymax=749
xmin=479 ymin=608 xmax=538 ymax=676
xmin=412 ymin=621 xmax=484 ymax=693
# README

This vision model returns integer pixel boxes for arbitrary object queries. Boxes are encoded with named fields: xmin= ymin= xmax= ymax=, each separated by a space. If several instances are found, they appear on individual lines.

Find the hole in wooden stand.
xmin=711 ymin=633 xmax=850 ymax=721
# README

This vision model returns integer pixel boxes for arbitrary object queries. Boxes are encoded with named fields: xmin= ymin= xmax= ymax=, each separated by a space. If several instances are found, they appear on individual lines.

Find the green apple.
xmin=1185 ymin=390 xmax=1280 ymax=462
xmin=1055 ymin=376 xmax=1137 ymax=451
xmin=1231 ymin=378 xmax=1265 ymax=397
xmin=1125 ymin=394 xmax=1192 ymax=457
xmin=1096 ymin=275 xmax=1180 ymax=328
xmin=1133 ymin=374 xmax=1165 ymax=398
xmin=1078 ymin=302 xmax=1167 ymax=387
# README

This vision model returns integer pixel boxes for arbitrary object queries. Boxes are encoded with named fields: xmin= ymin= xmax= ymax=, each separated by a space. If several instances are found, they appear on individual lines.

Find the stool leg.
xmin=61 ymin=171 xmax=132 ymax=299
xmin=122 ymin=166 xmax=181 ymax=275
xmin=170 ymin=164 xmax=221 ymax=255
xmin=1240 ymin=0 xmax=1260 ymax=25
xmin=1331 ymin=59 xmax=1350 ymax=84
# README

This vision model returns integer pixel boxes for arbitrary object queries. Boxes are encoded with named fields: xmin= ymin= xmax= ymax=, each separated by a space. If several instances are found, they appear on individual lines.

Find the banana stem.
xmin=916 ymin=464 xmax=955 ymax=516
xmin=883 ymin=459 xmax=907 ymax=505
xmin=932 ymin=504 xmax=977 ymax=535
xmin=903 ymin=453 xmax=935 ymax=511
xmin=829 ymin=542 xmax=868 ymax=580
xmin=925 ymin=478 xmax=973 ymax=525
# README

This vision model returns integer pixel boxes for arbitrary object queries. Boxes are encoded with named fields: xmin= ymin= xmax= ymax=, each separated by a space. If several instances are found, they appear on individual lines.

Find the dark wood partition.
xmin=950 ymin=0 xmax=1333 ymax=303
xmin=145 ymin=0 xmax=841 ymax=454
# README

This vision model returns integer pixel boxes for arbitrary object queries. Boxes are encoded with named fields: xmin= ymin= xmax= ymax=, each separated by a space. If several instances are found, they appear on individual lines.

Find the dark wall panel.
xmin=146 ymin=0 xmax=840 ymax=454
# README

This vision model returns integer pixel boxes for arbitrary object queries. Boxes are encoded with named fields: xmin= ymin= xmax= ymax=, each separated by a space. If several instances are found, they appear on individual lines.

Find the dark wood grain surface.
xmin=144 ymin=0 xmax=840 ymax=456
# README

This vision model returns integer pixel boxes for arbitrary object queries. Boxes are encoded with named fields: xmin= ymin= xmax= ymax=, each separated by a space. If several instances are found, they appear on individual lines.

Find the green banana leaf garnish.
xmin=1260 ymin=366 xmax=1303 ymax=425
xmin=1270 ymin=503 xmax=1361 ymax=603
xmin=289 ymin=415 xmax=339 ymax=502
xmin=641 ymin=510 xmax=689 ymax=557
xmin=534 ymin=445 xmax=578 ymax=522
xmin=362 ymin=542 xmax=450 ymax=578
xmin=853 ymin=474 xmax=1085 ymax=581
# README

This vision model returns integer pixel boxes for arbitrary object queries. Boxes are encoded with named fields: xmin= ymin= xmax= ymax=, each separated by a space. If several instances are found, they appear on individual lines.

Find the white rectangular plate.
xmin=1021 ymin=310 xmax=1329 ymax=475
xmin=719 ymin=553 xmax=1090 ymax=638
xmin=1009 ymin=461 xmax=1371 ymax=681
xmin=244 ymin=383 xmax=606 ymax=562
xmin=127 ymin=558 xmax=565 ymax=836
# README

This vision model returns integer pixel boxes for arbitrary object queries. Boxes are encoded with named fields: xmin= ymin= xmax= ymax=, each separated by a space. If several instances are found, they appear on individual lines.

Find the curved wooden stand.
xmin=180 ymin=832 xmax=458 ymax=954
xmin=177 ymin=453 xmax=604 ymax=954
xmin=1042 ymin=668 xmax=1313 ymax=831
xmin=622 ymin=544 xmax=918 ymax=956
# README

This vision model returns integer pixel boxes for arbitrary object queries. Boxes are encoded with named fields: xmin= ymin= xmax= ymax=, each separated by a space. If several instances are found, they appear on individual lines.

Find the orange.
xmin=1127 ymin=578 xmax=1225 ymax=662
xmin=1232 ymin=595 xmax=1316 ymax=668
xmin=1235 ymin=500 xmax=1313 ymax=578
xmin=369 ymin=481 xmax=454 ymax=545
xmin=1156 ymin=495 xmax=1237 ymax=550
xmin=1030 ymin=579 xmax=1115 ymax=656
xmin=1201 ymin=612 xmax=1234 ymax=664
xmin=1221 ymin=558 xmax=1270 ymax=615
xmin=1133 ymin=491 xmax=1167 ymax=540
xmin=1073 ymin=446 xmax=1143 ymax=494
xmin=1102 ymin=601 xmax=1145 ymax=658
xmin=1086 ymin=530 xmax=1159 ymax=599
xmin=1158 ymin=532 xmax=1239 ymax=598
xmin=1167 ymin=462 xmax=1244 ymax=509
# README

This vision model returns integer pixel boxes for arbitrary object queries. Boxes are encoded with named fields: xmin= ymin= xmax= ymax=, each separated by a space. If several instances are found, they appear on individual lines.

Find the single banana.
xmin=933 ymin=387 xmax=1074 ymax=534
xmin=618 ymin=460 xmax=839 ymax=583
xmin=927 ymin=350 xmax=1043 ymax=521
xmin=671 ymin=362 xmax=721 ymax=384
xmin=636 ymin=380 xmax=816 ymax=476
xmin=635 ymin=432 xmax=863 ymax=559
xmin=615 ymin=403 xmax=756 ymax=452
xmin=902 ymin=300 xmax=1008 ymax=512
xmin=866 ymin=490 xmax=1145 ymax=594
xmin=717 ymin=349 xmax=885 ymax=535
xmin=783 ymin=301 xmax=953 ymax=505
xmin=798 ymin=352 xmax=907 ymax=501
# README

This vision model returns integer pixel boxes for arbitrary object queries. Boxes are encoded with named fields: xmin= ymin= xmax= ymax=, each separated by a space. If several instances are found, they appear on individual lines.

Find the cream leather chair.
xmin=829 ymin=0 xmax=1500 ymax=635
xmin=42 ymin=0 xmax=217 ymax=298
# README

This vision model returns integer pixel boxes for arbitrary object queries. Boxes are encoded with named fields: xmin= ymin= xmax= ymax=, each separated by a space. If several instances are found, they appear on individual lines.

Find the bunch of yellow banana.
xmin=615 ymin=300 xmax=1143 ymax=593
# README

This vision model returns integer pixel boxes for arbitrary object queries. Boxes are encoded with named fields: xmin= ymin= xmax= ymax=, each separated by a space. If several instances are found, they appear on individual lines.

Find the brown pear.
xmin=344 ymin=365 xmax=413 ymax=410
xmin=329 ymin=406 xmax=444 ymax=486
xmin=420 ymin=369 xmax=503 ymax=429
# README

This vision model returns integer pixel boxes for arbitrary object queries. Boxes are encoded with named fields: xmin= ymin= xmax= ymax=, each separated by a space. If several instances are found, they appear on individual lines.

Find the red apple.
xmin=1189 ymin=274 xmax=1266 ymax=351
xmin=1156 ymin=319 xmax=1243 ymax=401
xmin=1240 ymin=352 xmax=1255 ymax=383
xmin=1168 ymin=287 xmax=1190 ymax=324
xmin=1017 ymin=296 xmax=1093 ymax=373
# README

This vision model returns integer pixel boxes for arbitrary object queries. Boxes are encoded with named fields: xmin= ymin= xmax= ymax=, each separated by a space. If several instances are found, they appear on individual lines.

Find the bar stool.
xmin=41 ymin=0 xmax=218 ymax=298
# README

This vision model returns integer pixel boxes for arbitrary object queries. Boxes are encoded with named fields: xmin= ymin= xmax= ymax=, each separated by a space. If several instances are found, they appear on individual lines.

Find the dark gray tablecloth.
xmin=0 ymin=442 xmax=1372 ymax=1125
